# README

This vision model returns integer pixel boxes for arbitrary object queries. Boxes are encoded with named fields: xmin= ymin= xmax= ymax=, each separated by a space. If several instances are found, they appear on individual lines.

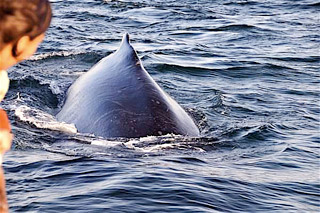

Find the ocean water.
xmin=1 ymin=0 xmax=319 ymax=212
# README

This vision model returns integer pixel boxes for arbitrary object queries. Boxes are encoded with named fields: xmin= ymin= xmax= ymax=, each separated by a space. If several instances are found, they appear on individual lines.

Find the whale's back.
xmin=57 ymin=34 xmax=199 ymax=138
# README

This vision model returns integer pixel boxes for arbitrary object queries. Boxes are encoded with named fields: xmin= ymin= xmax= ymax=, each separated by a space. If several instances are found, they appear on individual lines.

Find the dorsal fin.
xmin=119 ymin=33 xmax=131 ymax=50
xmin=123 ymin=33 xmax=130 ymax=43
xmin=116 ymin=33 xmax=139 ymax=62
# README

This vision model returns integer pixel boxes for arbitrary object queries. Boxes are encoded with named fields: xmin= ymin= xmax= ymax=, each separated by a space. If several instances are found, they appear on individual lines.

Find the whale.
xmin=56 ymin=33 xmax=200 ymax=138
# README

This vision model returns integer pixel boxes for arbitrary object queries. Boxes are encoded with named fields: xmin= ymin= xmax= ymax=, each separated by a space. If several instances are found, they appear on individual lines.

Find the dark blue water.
xmin=1 ymin=0 xmax=319 ymax=212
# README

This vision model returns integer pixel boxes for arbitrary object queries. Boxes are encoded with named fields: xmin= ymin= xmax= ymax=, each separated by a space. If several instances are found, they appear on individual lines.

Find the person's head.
xmin=0 ymin=0 xmax=52 ymax=70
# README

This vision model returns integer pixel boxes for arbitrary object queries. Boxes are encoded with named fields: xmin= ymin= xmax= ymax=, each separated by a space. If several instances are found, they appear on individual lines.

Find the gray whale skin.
xmin=57 ymin=33 xmax=200 ymax=138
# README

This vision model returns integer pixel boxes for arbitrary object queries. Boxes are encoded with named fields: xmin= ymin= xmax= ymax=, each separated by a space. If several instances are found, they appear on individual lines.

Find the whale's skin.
xmin=56 ymin=34 xmax=200 ymax=138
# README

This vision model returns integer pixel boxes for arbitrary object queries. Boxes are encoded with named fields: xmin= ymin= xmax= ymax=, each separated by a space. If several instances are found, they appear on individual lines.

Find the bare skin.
xmin=0 ymin=71 xmax=9 ymax=104
xmin=0 ymin=33 xmax=45 ymax=213
xmin=0 ymin=34 xmax=45 ymax=70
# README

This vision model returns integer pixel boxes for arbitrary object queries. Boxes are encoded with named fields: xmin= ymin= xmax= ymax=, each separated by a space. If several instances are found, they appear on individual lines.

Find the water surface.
xmin=2 ymin=0 xmax=319 ymax=212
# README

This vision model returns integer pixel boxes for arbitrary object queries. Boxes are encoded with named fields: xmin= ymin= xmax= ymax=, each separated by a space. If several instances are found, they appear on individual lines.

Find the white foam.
xmin=91 ymin=139 xmax=123 ymax=148
xmin=122 ymin=134 xmax=204 ymax=153
xmin=29 ymin=50 xmax=85 ymax=61
xmin=13 ymin=106 xmax=202 ymax=153
xmin=126 ymin=142 xmax=177 ymax=152
xmin=40 ymin=80 xmax=63 ymax=95
xmin=15 ymin=105 xmax=77 ymax=134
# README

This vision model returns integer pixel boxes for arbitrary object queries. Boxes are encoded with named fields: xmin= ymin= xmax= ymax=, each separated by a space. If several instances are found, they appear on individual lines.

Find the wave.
xmin=43 ymin=134 xmax=220 ymax=158
xmin=267 ymin=56 xmax=320 ymax=63
xmin=298 ymin=2 xmax=320 ymax=9
xmin=223 ymin=1 xmax=259 ymax=6
xmin=211 ymin=24 xmax=257 ymax=32
xmin=14 ymin=105 xmax=77 ymax=134
xmin=29 ymin=51 xmax=87 ymax=61
xmin=8 ymin=77 xmax=61 ymax=109
xmin=153 ymin=61 xmax=294 ymax=79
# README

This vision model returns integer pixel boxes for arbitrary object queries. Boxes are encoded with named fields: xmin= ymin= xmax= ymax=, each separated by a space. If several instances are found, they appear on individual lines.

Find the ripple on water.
xmin=2 ymin=0 xmax=320 ymax=212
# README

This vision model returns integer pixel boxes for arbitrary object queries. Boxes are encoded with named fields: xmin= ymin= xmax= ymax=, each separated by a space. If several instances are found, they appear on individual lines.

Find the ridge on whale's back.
xmin=57 ymin=33 xmax=200 ymax=138
xmin=113 ymin=33 xmax=134 ymax=55
xmin=119 ymin=33 xmax=131 ymax=50
xmin=93 ymin=33 xmax=137 ymax=71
